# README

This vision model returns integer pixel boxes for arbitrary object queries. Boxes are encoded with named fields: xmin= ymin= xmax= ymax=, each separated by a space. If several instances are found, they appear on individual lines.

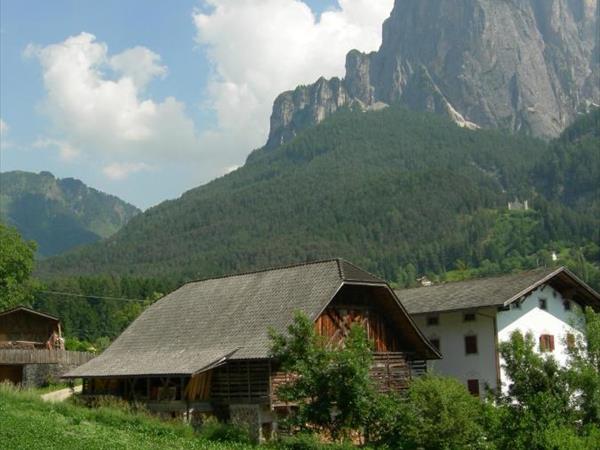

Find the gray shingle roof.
xmin=66 ymin=259 xmax=391 ymax=378
xmin=396 ymin=266 xmax=600 ymax=315
xmin=0 ymin=305 xmax=60 ymax=322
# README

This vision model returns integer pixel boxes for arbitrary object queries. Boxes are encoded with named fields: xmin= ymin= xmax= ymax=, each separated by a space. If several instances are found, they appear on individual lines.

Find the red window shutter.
xmin=465 ymin=335 xmax=478 ymax=354
xmin=467 ymin=379 xmax=480 ymax=397
xmin=539 ymin=335 xmax=545 ymax=352
xmin=539 ymin=334 xmax=555 ymax=352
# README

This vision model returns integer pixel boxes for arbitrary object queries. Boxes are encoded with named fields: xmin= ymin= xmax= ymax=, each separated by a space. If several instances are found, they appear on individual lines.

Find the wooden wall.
xmin=210 ymin=360 xmax=271 ymax=404
xmin=0 ymin=310 xmax=59 ymax=344
xmin=314 ymin=285 xmax=403 ymax=352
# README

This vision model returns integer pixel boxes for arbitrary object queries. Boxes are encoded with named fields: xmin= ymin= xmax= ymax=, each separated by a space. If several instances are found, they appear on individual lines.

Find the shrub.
xmin=197 ymin=417 xmax=252 ymax=444
xmin=270 ymin=432 xmax=356 ymax=450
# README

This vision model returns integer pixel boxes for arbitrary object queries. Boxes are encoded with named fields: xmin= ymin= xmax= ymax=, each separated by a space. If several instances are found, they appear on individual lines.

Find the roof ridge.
xmin=338 ymin=258 xmax=385 ymax=282
xmin=184 ymin=258 xmax=343 ymax=287
xmin=395 ymin=266 xmax=562 ymax=291
xmin=0 ymin=305 xmax=60 ymax=321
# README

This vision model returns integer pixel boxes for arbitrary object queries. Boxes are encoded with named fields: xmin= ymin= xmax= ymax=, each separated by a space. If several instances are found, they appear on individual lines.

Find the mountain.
xmin=37 ymin=107 xmax=598 ymax=282
xmin=0 ymin=171 xmax=140 ymax=257
xmin=267 ymin=0 xmax=599 ymax=147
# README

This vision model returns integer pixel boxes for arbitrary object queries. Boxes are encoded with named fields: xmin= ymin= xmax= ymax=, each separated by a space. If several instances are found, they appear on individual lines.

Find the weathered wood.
xmin=0 ymin=349 xmax=94 ymax=365
xmin=211 ymin=360 xmax=270 ymax=404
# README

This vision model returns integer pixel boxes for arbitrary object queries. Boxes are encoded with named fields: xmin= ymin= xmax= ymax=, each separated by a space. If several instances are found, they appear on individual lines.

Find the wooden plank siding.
xmin=210 ymin=360 xmax=271 ymax=404
xmin=0 ymin=349 xmax=93 ymax=365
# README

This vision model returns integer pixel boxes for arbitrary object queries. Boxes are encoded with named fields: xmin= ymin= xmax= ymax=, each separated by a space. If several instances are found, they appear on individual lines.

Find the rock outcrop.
xmin=266 ymin=0 xmax=599 ymax=147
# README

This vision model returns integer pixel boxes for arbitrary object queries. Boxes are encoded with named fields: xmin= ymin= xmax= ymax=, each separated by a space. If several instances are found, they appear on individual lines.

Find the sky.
xmin=0 ymin=0 xmax=394 ymax=209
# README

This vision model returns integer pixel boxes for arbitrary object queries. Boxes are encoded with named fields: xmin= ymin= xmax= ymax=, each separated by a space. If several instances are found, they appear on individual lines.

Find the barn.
xmin=0 ymin=306 xmax=92 ymax=386
xmin=65 ymin=259 xmax=439 ymax=439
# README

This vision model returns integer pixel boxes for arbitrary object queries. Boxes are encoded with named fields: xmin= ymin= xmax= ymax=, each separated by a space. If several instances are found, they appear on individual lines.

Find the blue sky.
xmin=1 ymin=0 xmax=393 ymax=209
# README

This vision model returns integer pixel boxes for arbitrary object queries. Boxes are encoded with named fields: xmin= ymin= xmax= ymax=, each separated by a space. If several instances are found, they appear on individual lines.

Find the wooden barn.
xmin=0 ymin=306 xmax=92 ymax=386
xmin=65 ymin=259 xmax=439 ymax=439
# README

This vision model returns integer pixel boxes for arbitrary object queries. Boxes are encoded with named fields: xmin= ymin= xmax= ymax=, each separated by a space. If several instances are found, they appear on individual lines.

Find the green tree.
xmin=566 ymin=307 xmax=600 ymax=426
xmin=366 ymin=376 xmax=491 ymax=449
xmin=0 ymin=223 xmax=37 ymax=310
xmin=269 ymin=312 xmax=374 ymax=441
xmin=491 ymin=330 xmax=596 ymax=449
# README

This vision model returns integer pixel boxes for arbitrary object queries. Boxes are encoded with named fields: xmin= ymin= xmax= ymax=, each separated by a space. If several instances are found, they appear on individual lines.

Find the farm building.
xmin=66 ymin=259 xmax=440 ymax=440
xmin=396 ymin=266 xmax=600 ymax=396
xmin=0 ymin=306 xmax=93 ymax=386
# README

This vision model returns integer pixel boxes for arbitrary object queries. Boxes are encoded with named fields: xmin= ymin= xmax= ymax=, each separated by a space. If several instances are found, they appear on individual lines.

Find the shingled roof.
xmin=0 ymin=305 xmax=60 ymax=322
xmin=397 ymin=266 xmax=600 ymax=315
xmin=67 ymin=259 xmax=435 ymax=378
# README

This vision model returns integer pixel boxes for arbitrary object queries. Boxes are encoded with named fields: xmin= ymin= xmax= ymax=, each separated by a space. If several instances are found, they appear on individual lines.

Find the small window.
xmin=566 ymin=333 xmax=576 ymax=350
xmin=467 ymin=379 xmax=480 ymax=397
xmin=539 ymin=334 xmax=555 ymax=352
xmin=429 ymin=338 xmax=440 ymax=352
xmin=539 ymin=298 xmax=547 ymax=310
xmin=426 ymin=315 xmax=439 ymax=326
xmin=464 ymin=313 xmax=476 ymax=322
xmin=465 ymin=335 xmax=478 ymax=354
xmin=563 ymin=300 xmax=572 ymax=311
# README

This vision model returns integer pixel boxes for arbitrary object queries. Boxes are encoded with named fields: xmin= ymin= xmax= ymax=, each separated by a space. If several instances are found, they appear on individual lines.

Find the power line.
xmin=38 ymin=290 xmax=149 ymax=302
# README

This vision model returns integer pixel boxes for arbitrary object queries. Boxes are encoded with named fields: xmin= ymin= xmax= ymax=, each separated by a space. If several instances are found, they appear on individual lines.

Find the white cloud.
xmin=0 ymin=118 xmax=10 ymax=150
xmin=193 ymin=0 xmax=393 ymax=158
xmin=33 ymin=138 xmax=80 ymax=162
xmin=102 ymin=162 xmax=152 ymax=180
xmin=109 ymin=46 xmax=168 ymax=90
xmin=25 ymin=32 xmax=199 ymax=177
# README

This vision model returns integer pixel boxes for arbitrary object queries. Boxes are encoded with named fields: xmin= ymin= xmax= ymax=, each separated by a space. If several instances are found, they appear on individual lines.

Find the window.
xmin=566 ymin=333 xmax=576 ymax=350
xmin=467 ymin=379 xmax=480 ymax=397
xmin=539 ymin=298 xmax=548 ymax=310
xmin=563 ymin=300 xmax=572 ymax=311
xmin=426 ymin=315 xmax=439 ymax=326
xmin=511 ymin=301 xmax=522 ymax=310
xmin=539 ymin=334 xmax=555 ymax=352
xmin=465 ymin=335 xmax=478 ymax=354
xmin=429 ymin=338 xmax=440 ymax=352
xmin=464 ymin=313 xmax=476 ymax=322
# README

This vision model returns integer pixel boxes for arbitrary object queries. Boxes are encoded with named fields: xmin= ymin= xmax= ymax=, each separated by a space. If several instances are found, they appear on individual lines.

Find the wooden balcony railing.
xmin=0 ymin=349 xmax=94 ymax=365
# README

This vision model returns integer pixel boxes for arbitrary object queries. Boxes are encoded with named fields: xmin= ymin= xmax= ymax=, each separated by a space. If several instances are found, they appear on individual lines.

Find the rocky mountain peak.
xmin=266 ymin=0 xmax=599 ymax=148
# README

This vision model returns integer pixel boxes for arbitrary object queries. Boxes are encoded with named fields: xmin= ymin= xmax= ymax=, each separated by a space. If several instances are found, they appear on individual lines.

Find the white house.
xmin=396 ymin=267 xmax=600 ymax=396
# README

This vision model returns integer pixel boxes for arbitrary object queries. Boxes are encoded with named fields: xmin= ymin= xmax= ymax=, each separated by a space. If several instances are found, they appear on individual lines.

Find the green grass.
xmin=0 ymin=384 xmax=255 ymax=450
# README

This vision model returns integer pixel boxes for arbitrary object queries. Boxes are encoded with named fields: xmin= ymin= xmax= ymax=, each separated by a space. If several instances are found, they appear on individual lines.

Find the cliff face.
xmin=266 ymin=0 xmax=599 ymax=147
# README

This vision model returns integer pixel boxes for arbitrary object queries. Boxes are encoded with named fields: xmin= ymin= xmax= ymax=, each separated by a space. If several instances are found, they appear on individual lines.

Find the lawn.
xmin=0 ymin=384 xmax=254 ymax=450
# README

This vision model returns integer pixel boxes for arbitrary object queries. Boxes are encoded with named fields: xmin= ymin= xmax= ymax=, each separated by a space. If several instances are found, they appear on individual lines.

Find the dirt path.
xmin=40 ymin=385 xmax=82 ymax=402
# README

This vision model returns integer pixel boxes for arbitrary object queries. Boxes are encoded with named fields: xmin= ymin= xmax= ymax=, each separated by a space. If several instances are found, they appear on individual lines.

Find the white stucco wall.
xmin=413 ymin=307 xmax=499 ymax=393
xmin=496 ymin=284 xmax=585 ymax=390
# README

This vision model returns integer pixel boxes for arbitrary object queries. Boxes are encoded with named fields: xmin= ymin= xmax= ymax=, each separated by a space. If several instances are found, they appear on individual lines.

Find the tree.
xmin=269 ymin=312 xmax=374 ymax=440
xmin=366 ymin=376 xmax=491 ymax=449
xmin=491 ymin=330 xmax=598 ymax=449
xmin=0 ymin=224 xmax=37 ymax=310
xmin=566 ymin=307 xmax=600 ymax=426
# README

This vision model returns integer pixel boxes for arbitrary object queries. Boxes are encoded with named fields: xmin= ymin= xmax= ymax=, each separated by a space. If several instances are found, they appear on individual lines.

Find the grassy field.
xmin=0 ymin=384 xmax=254 ymax=450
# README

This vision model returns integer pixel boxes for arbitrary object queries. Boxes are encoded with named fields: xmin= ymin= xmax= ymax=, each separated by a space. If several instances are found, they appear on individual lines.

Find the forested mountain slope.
xmin=38 ymin=107 xmax=597 ymax=283
xmin=0 ymin=171 xmax=140 ymax=256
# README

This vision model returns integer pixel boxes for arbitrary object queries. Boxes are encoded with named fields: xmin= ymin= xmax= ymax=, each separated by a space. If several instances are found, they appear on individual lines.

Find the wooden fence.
xmin=0 ymin=349 xmax=94 ymax=365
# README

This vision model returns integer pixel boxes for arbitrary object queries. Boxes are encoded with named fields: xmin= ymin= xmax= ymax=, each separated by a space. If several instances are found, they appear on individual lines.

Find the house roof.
xmin=66 ymin=259 xmax=437 ymax=378
xmin=396 ymin=266 xmax=600 ymax=315
xmin=0 ymin=305 xmax=60 ymax=322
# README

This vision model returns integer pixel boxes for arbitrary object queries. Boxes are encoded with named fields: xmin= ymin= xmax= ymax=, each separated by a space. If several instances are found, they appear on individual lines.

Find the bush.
xmin=270 ymin=432 xmax=356 ymax=450
xmin=197 ymin=417 xmax=252 ymax=444
xmin=366 ymin=376 xmax=491 ymax=449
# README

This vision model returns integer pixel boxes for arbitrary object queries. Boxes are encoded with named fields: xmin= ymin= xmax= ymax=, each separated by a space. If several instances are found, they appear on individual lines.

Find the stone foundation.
xmin=229 ymin=404 xmax=275 ymax=443
xmin=21 ymin=363 xmax=77 ymax=388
